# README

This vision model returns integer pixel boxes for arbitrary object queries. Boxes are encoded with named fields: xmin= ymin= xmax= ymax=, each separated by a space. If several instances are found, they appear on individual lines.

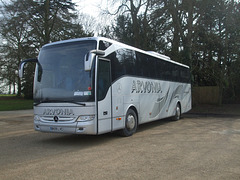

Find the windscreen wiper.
xmin=34 ymin=100 xmax=86 ymax=106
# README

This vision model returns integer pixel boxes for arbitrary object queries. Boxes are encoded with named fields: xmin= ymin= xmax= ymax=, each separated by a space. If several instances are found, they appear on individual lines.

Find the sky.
xmin=0 ymin=0 xmax=109 ymax=18
xmin=72 ymin=0 xmax=117 ymax=35
xmin=72 ymin=0 xmax=108 ymax=18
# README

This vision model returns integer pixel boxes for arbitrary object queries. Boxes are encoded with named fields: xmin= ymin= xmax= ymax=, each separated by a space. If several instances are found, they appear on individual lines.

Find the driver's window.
xmin=97 ymin=59 xmax=111 ymax=101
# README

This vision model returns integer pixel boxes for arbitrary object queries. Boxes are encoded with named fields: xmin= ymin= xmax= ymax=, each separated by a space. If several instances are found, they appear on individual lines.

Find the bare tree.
xmin=104 ymin=0 xmax=155 ymax=49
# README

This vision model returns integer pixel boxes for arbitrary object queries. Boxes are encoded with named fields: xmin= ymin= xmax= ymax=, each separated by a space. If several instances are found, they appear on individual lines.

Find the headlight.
xmin=77 ymin=115 xmax=95 ymax=122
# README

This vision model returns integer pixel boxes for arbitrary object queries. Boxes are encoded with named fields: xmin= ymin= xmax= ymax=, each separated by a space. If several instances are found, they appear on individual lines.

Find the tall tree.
xmin=104 ymin=0 xmax=240 ymax=103
xmin=222 ymin=0 xmax=240 ymax=102
xmin=104 ymin=0 xmax=155 ymax=49
xmin=0 ymin=0 xmax=92 ymax=97
xmin=0 ymin=0 xmax=33 ymax=96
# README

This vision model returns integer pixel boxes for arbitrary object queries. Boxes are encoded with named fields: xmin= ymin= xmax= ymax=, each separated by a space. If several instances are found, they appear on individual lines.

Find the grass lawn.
xmin=0 ymin=95 xmax=33 ymax=111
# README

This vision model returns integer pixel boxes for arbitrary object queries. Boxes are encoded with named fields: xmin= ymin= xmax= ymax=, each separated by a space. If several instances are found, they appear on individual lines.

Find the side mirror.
xmin=19 ymin=61 xmax=26 ymax=78
xmin=18 ymin=58 xmax=38 ymax=78
xmin=84 ymin=50 xmax=105 ymax=71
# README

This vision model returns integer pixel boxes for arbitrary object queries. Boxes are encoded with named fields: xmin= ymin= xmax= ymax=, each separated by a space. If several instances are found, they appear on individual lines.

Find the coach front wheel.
xmin=120 ymin=109 xmax=138 ymax=137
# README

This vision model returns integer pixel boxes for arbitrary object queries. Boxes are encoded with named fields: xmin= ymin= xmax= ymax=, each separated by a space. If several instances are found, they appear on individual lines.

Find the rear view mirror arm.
xmin=84 ymin=50 xmax=105 ymax=71
xmin=18 ymin=58 xmax=38 ymax=78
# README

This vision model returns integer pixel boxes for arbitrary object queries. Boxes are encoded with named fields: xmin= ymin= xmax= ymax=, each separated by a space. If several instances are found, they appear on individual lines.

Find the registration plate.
xmin=50 ymin=127 xmax=59 ymax=131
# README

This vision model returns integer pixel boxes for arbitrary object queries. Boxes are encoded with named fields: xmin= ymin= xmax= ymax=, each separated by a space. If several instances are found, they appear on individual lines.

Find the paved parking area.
xmin=0 ymin=106 xmax=240 ymax=179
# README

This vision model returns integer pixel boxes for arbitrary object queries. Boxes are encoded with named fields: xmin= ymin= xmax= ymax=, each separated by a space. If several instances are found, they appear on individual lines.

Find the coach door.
xmin=97 ymin=58 xmax=112 ymax=134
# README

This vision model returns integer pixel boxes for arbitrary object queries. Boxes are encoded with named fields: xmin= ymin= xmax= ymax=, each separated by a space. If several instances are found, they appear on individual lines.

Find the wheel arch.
xmin=125 ymin=105 xmax=139 ymax=126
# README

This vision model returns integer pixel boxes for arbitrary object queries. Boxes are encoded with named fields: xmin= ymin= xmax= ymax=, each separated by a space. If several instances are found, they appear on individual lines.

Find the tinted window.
xmin=99 ymin=40 xmax=112 ymax=50
xmin=107 ymin=48 xmax=190 ymax=83
xmin=97 ymin=59 xmax=111 ymax=101
xmin=107 ymin=49 xmax=136 ymax=82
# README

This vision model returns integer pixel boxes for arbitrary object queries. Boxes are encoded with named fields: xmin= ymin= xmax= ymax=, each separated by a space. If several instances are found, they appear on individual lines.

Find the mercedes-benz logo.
xmin=53 ymin=116 xmax=59 ymax=122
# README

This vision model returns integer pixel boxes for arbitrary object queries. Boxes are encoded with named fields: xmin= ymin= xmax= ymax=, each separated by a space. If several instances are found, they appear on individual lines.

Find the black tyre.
xmin=120 ymin=109 xmax=138 ymax=137
xmin=173 ymin=103 xmax=181 ymax=121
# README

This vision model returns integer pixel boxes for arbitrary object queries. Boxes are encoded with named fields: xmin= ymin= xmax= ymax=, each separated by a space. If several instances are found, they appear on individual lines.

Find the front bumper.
xmin=34 ymin=120 xmax=96 ymax=135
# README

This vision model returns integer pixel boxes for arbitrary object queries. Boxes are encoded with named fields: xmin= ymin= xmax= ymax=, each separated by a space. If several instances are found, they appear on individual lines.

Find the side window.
xmin=149 ymin=56 xmax=157 ymax=79
xmin=108 ymin=48 xmax=136 ymax=82
xmin=136 ymin=52 xmax=149 ymax=77
xmin=156 ymin=60 xmax=163 ymax=79
xmin=117 ymin=49 xmax=136 ymax=76
xmin=97 ymin=59 xmax=111 ymax=101
xmin=172 ymin=65 xmax=180 ymax=82
xmin=136 ymin=52 xmax=158 ymax=79
xmin=99 ymin=40 xmax=112 ymax=50
xmin=108 ymin=51 xmax=124 ymax=82
xmin=180 ymin=67 xmax=191 ymax=83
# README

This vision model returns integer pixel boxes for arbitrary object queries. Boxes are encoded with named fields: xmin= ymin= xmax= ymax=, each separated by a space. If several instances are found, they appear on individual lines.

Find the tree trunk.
xmin=44 ymin=0 xmax=50 ymax=44
xmin=185 ymin=0 xmax=193 ymax=67
xmin=130 ymin=0 xmax=140 ymax=48
xmin=17 ymin=76 xmax=21 ymax=97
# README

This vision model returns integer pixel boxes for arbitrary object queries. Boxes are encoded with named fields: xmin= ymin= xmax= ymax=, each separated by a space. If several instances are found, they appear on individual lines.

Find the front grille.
xmin=40 ymin=116 xmax=77 ymax=123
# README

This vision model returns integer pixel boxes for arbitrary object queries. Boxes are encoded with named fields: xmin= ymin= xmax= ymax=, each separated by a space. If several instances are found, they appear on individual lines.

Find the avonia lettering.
xmin=131 ymin=80 xmax=161 ymax=93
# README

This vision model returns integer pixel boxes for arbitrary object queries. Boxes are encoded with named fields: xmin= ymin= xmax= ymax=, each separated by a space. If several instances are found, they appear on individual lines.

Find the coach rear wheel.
xmin=120 ymin=109 xmax=138 ymax=137
xmin=173 ymin=103 xmax=181 ymax=121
